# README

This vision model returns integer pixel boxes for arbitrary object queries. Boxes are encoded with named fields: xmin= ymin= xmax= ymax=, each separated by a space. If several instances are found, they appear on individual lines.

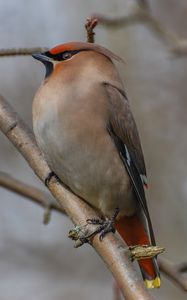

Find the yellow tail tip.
xmin=144 ymin=277 xmax=161 ymax=289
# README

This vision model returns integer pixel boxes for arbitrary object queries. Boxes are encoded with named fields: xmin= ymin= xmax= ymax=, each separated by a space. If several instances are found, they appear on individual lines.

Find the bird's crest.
xmin=49 ymin=42 xmax=124 ymax=63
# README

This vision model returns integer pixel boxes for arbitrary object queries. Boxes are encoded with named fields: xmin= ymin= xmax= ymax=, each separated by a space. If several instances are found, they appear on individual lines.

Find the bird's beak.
xmin=32 ymin=53 xmax=54 ymax=78
xmin=32 ymin=53 xmax=51 ymax=63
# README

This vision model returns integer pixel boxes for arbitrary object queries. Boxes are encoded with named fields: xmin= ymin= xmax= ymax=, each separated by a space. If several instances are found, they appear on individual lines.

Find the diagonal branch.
xmin=1 ymin=171 xmax=187 ymax=293
xmin=0 ymin=95 xmax=155 ymax=300
xmin=1 ymin=172 xmax=186 ymax=293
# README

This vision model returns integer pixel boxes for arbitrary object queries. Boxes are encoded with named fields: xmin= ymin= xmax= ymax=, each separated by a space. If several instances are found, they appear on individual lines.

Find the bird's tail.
xmin=115 ymin=214 xmax=160 ymax=288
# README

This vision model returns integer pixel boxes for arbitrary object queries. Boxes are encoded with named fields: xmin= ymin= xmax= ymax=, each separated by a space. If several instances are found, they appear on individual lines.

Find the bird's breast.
xmin=32 ymin=81 xmax=136 ymax=217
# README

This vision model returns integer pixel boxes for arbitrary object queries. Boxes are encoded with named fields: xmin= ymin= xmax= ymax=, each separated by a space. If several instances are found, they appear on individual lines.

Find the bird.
xmin=32 ymin=41 xmax=160 ymax=288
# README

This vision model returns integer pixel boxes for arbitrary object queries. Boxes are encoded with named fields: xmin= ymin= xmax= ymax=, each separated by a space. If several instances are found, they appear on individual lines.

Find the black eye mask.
xmin=44 ymin=49 xmax=85 ymax=61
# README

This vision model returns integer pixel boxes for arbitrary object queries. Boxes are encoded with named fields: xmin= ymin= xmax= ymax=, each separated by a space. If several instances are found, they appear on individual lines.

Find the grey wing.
xmin=104 ymin=82 xmax=156 ymax=245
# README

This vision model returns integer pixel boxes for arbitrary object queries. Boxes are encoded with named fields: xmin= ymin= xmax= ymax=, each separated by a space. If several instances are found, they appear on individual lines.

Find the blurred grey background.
xmin=0 ymin=0 xmax=187 ymax=299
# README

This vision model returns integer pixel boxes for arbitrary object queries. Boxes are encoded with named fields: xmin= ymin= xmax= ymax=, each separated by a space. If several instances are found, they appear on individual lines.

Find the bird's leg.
xmin=87 ymin=207 xmax=120 ymax=241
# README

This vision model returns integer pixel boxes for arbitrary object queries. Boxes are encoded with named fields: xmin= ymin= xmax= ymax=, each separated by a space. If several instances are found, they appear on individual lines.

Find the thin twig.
xmin=85 ymin=17 xmax=98 ymax=43
xmin=0 ymin=3 xmax=186 ymax=58
xmin=93 ymin=3 xmax=187 ymax=56
xmin=0 ymin=47 xmax=48 ymax=57
xmin=0 ymin=171 xmax=65 ymax=223
xmin=0 ymin=18 xmax=98 ymax=57
xmin=0 ymin=95 xmax=155 ymax=300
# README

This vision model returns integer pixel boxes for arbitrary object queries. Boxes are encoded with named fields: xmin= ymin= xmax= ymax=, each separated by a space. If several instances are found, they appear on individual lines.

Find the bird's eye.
xmin=61 ymin=51 xmax=72 ymax=60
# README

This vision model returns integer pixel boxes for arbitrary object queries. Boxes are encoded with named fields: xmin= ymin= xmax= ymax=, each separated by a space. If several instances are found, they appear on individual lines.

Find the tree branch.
xmin=0 ymin=47 xmax=48 ymax=57
xmin=0 ymin=3 xmax=187 ymax=58
xmin=0 ymin=18 xmax=97 ymax=57
xmin=158 ymin=258 xmax=187 ymax=291
xmin=1 ymin=171 xmax=186 ymax=292
xmin=1 ymin=172 xmax=186 ymax=296
xmin=0 ymin=171 xmax=65 ymax=224
xmin=0 ymin=95 xmax=156 ymax=299
xmin=92 ymin=3 xmax=187 ymax=56
xmin=85 ymin=17 xmax=98 ymax=43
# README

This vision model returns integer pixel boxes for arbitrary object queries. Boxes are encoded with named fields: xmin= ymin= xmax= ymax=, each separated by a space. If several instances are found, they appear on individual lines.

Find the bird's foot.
xmin=68 ymin=208 xmax=120 ymax=247
xmin=87 ymin=207 xmax=120 ymax=241
xmin=45 ymin=171 xmax=60 ymax=187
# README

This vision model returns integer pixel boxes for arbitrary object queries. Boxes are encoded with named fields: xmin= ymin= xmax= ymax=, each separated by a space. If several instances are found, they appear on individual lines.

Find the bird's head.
xmin=32 ymin=42 xmax=124 ymax=78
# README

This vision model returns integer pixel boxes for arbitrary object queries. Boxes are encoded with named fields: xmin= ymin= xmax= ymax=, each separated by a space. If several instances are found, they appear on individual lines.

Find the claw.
xmin=86 ymin=216 xmax=105 ymax=225
xmin=68 ymin=208 xmax=120 ymax=247
xmin=99 ymin=223 xmax=116 ymax=241
xmin=45 ymin=171 xmax=60 ymax=186
xmin=87 ymin=207 xmax=120 ymax=241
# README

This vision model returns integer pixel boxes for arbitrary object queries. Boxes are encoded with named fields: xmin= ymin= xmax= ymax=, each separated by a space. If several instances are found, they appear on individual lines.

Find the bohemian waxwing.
xmin=32 ymin=42 xmax=160 ymax=288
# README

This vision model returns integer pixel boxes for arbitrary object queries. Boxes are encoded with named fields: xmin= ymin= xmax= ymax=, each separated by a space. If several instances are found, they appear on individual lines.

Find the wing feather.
xmin=104 ymin=82 xmax=156 ymax=245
